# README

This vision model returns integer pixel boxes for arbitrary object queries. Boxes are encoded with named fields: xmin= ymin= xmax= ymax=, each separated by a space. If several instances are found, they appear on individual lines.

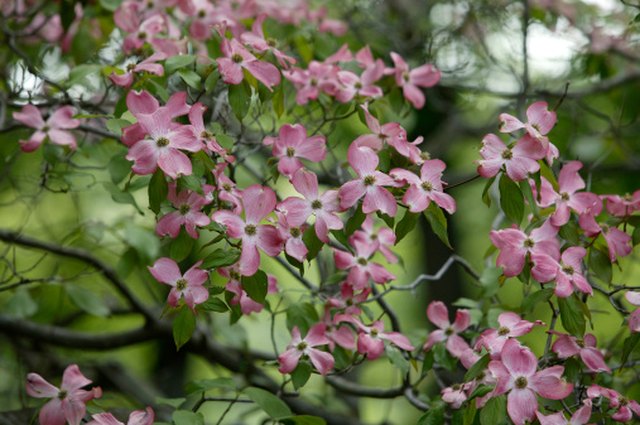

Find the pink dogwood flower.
xmin=536 ymin=401 xmax=592 ymax=425
xmin=123 ymin=91 xmax=201 ymax=178
xmin=531 ymin=246 xmax=592 ymax=297
xmin=321 ymin=310 xmax=357 ymax=351
xmin=283 ymin=61 xmax=339 ymax=105
xmin=489 ymin=339 xmax=573 ymax=425
xmin=334 ymin=236 xmax=396 ymax=290
xmin=442 ymin=383 xmax=473 ymax=409
xmin=264 ymin=124 xmax=326 ymax=177
xmin=389 ymin=52 xmax=440 ymax=109
xmin=390 ymin=159 xmax=456 ymax=214
xmin=490 ymin=219 xmax=560 ymax=277
xmin=221 ymin=265 xmax=277 ymax=315
xmin=475 ymin=312 xmax=543 ymax=356
xmin=156 ymin=183 xmax=211 ymax=239
xmin=13 ymin=104 xmax=80 ymax=152
xmin=109 ymin=52 xmax=166 ymax=87
xmin=217 ymin=38 xmax=281 ymax=89
xmin=87 ymin=407 xmax=154 ymax=425
xmin=334 ymin=62 xmax=384 ymax=103
xmin=148 ymin=258 xmax=209 ymax=310
xmin=339 ymin=144 xmax=400 ymax=216
xmin=26 ymin=364 xmax=102 ymax=425
xmin=327 ymin=282 xmax=371 ymax=316
xmin=212 ymin=164 xmax=242 ymax=214
xmin=551 ymin=332 xmax=610 ymax=373
xmin=499 ymin=101 xmax=559 ymax=163
xmin=276 ymin=211 xmax=308 ymax=262
xmin=278 ymin=169 xmax=343 ymax=243
xmin=189 ymin=103 xmax=233 ymax=161
xmin=602 ymin=190 xmax=640 ymax=217
xmin=534 ymin=161 xmax=600 ymax=226
xmin=240 ymin=14 xmax=296 ymax=68
xmin=278 ymin=324 xmax=334 ymax=375
xmin=625 ymin=291 xmax=640 ymax=333
xmin=337 ymin=316 xmax=414 ymax=360
xmin=423 ymin=301 xmax=471 ymax=357
xmin=587 ymin=385 xmax=640 ymax=422
xmin=578 ymin=203 xmax=632 ymax=262
xmin=211 ymin=185 xmax=283 ymax=276
xmin=477 ymin=133 xmax=546 ymax=181
xmin=351 ymin=215 xmax=397 ymax=263
xmin=353 ymin=105 xmax=409 ymax=155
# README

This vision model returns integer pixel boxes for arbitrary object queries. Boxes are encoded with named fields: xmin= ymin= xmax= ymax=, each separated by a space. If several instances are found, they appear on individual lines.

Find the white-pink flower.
xmin=278 ymin=324 xmax=334 ymax=375
xmin=13 ymin=105 xmax=80 ymax=152
xmin=423 ymin=301 xmax=471 ymax=357
xmin=148 ymin=258 xmax=209 ymax=310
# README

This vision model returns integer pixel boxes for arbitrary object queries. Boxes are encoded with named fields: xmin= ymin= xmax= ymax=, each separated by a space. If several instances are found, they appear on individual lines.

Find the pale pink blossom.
xmin=339 ymin=144 xmax=400 ymax=217
xmin=351 ymin=215 xmax=397 ymax=263
xmin=499 ymin=101 xmax=559 ymax=163
xmin=489 ymin=219 xmax=560 ymax=277
xmin=283 ymin=61 xmax=339 ymax=104
xmin=278 ymin=324 xmax=334 ymax=375
xmin=531 ymin=246 xmax=592 ymax=298
xmin=334 ymin=62 xmax=384 ymax=103
xmin=551 ymin=332 xmax=610 ymax=373
xmin=87 ymin=407 xmax=154 ymax=425
xmin=264 ymin=124 xmax=326 ymax=177
xmin=334 ymin=236 xmax=395 ymax=290
xmin=579 ymin=203 xmax=632 ymax=262
xmin=535 ymin=401 xmax=592 ymax=425
xmin=337 ymin=315 xmax=414 ymax=360
xmin=240 ymin=14 xmax=296 ymax=68
xmin=217 ymin=38 xmax=281 ymax=89
xmin=475 ymin=312 xmax=543 ymax=356
xmin=442 ymin=383 xmax=473 ymax=409
xmin=423 ymin=301 xmax=471 ymax=357
xmin=352 ymin=105 xmax=407 ymax=153
xmin=390 ymin=159 xmax=456 ymax=214
xmin=389 ymin=52 xmax=440 ymax=109
xmin=587 ymin=385 xmax=640 ymax=422
xmin=109 ymin=53 xmax=166 ymax=87
xmin=156 ymin=183 xmax=211 ymax=239
xmin=26 ymin=364 xmax=102 ymax=425
xmin=327 ymin=283 xmax=371 ymax=316
xmin=148 ymin=258 xmax=209 ymax=309
xmin=625 ymin=291 xmax=640 ymax=333
xmin=211 ymin=185 xmax=283 ymax=276
xmin=489 ymin=339 xmax=573 ymax=425
xmin=477 ymin=133 xmax=546 ymax=181
xmin=13 ymin=105 xmax=80 ymax=152
xmin=276 ymin=211 xmax=308 ymax=262
xmin=602 ymin=190 xmax=640 ymax=217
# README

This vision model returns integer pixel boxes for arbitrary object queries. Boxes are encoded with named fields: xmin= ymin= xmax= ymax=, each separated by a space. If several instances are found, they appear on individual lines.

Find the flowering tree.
xmin=1 ymin=0 xmax=640 ymax=424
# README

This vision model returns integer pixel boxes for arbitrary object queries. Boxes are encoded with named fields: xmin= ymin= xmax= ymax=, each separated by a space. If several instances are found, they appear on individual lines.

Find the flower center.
xmin=310 ymin=78 xmax=318 ymax=87
xmin=156 ymin=137 xmax=170 ymax=147
xmin=370 ymin=328 xmax=379 ymax=337
xmin=514 ymin=376 xmax=528 ymax=389
xmin=286 ymin=147 xmax=296 ymax=157
xmin=452 ymin=384 xmax=461 ymax=391
xmin=176 ymin=278 xmax=187 ymax=290
xmin=222 ymin=183 xmax=232 ymax=191
xmin=378 ymin=132 xmax=388 ymax=140
xmin=197 ymin=9 xmax=206 ymax=18
xmin=138 ymin=31 xmax=147 ymax=40
xmin=179 ymin=204 xmax=190 ymax=215
xmin=421 ymin=181 xmax=433 ymax=191
xmin=498 ymin=326 xmax=510 ymax=336
xmin=501 ymin=149 xmax=513 ymax=160
xmin=420 ymin=151 xmax=431 ymax=160
xmin=445 ymin=327 xmax=454 ymax=336
xmin=523 ymin=238 xmax=535 ymax=248
xmin=126 ymin=63 xmax=137 ymax=72
xmin=232 ymin=53 xmax=244 ymax=63
xmin=561 ymin=264 xmax=574 ymax=275
xmin=402 ymin=72 xmax=410 ymax=82
xmin=42 ymin=125 xmax=50 ymax=132
xmin=357 ymin=257 xmax=367 ymax=266
xmin=267 ymin=38 xmax=277 ymax=47
xmin=559 ymin=192 xmax=570 ymax=201
xmin=297 ymin=341 xmax=308 ymax=351
xmin=354 ymin=81 xmax=363 ymax=89
xmin=363 ymin=175 xmax=376 ymax=186
xmin=230 ymin=270 xmax=240 ymax=280
xmin=311 ymin=199 xmax=322 ymax=210
xmin=201 ymin=130 xmax=213 ymax=139
xmin=244 ymin=224 xmax=257 ymax=236
xmin=290 ymin=227 xmax=301 ymax=238
xmin=146 ymin=0 xmax=154 ymax=8
xmin=58 ymin=390 xmax=67 ymax=400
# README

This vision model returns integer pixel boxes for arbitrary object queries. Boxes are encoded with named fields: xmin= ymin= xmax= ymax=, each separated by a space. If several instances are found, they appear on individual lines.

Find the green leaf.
xmin=481 ymin=176 xmax=496 ymax=207
xmin=5 ymin=287 xmax=38 ymax=318
xmin=105 ymin=118 xmax=131 ymax=136
xmin=385 ymin=345 xmax=410 ymax=375
xmin=286 ymin=303 xmax=319 ymax=335
xmin=172 ymin=410 xmax=204 ymax=425
xmin=173 ymin=307 xmax=196 ymax=350
xmin=170 ymin=229 xmax=195 ymax=262
xmin=124 ymin=222 xmax=160 ymax=262
xmin=479 ymin=395 xmax=506 ymax=425
xmin=558 ymin=296 xmax=586 ymax=336
xmin=280 ymin=416 xmax=326 ymax=425
xmin=244 ymin=387 xmax=292 ymax=419
xmin=108 ymin=154 xmax=131 ymax=185
xmin=178 ymin=69 xmax=202 ymax=89
xmin=204 ymin=70 xmax=219 ymax=93
xmin=345 ymin=206 xmax=366 ymax=236
xmin=228 ymin=82 xmax=251 ymax=120
xmin=164 ymin=54 xmax=196 ymax=74
xmin=148 ymin=169 xmax=168 ymax=214
xmin=156 ymin=396 xmax=186 ymax=408
xmin=273 ymin=83 xmax=285 ymax=117
xmin=589 ymin=248 xmax=612 ymax=283
xmin=521 ymin=288 xmax=554 ymax=313
xmin=468 ymin=384 xmax=493 ymax=401
xmin=395 ymin=210 xmax=418 ymax=244
xmin=67 ymin=64 xmax=102 ymax=87
xmin=103 ymin=182 xmax=144 ymax=214
xmin=621 ymin=333 xmax=640 ymax=366
xmin=201 ymin=248 xmax=241 ymax=269
xmin=424 ymin=203 xmax=452 ymax=249
xmin=198 ymin=297 xmax=228 ymax=313
xmin=479 ymin=266 xmax=502 ymax=298
xmin=99 ymin=0 xmax=122 ymax=11
xmin=418 ymin=402 xmax=445 ymax=425
xmin=185 ymin=377 xmax=236 ymax=393
xmin=633 ymin=226 xmax=640 ymax=246
xmin=290 ymin=362 xmax=312 ymax=390
xmin=242 ymin=270 xmax=268 ymax=303
xmin=464 ymin=353 xmax=490 ymax=381
xmin=498 ymin=174 xmax=524 ymax=224
xmin=302 ymin=226 xmax=323 ymax=261
xmin=66 ymin=285 xmax=110 ymax=317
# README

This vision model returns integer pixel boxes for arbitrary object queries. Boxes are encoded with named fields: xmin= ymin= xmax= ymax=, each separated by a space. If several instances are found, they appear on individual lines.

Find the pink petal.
xmin=501 ymin=339 xmax=536 ymax=377
xmin=402 ymin=83 xmax=425 ymax=109
xmin=426 ymin=301 xmax=451 ymax=329
xmin=338 ymin=180 xmax=366 ymax=210
xmin=244 ymin=60 xmax=281 ymax=89
xmin=217 ymin=58 xmax=244 ymax=85
xmin=558 ymin=161 xmax=585 ymax=194
xmin=48 ymin=106 xmax=80 ymax=129
xmin=40 ymin=399 xmax=67 ymax=425
xmin=363 ymin=186 xmax=397 ymax=216
xmin=87 ymin=412 xmax=123 ymax=425
xmin=507 ymin=389 xmax=538 ymax=425
xmin=61 ymin=364 xmax=92 ymax=392
xmin=580 ymin=347 xmax=610 ymax=373
xmin=26 ymin=373 xmax=59 ymax=398
xmin=48 ymin=129 xmax=77 ymax=149
xmin=126 ymin=140 xmax=159 ymax=175
xmin=126 ymin=90 xmax=159 ymax=115
xmin=278 ymin=348 xmax=303 ymax=374
xmin=307 ymin=348 xmax=334 ymax=375
xmin=499 ymin=113 xmax=525 ymax=133
xmin=242 ymin=185 xmax=276 ymax=224
xmin=530 ymin=365 xmax=573 ymax=399
xmin=13 ymin=104 xmax=45 ymax=129
xmin=149 ymin=257 xmax=181 ymax=284
xmin=535 ymin=411 xmax=568 ymax=425
xmin=551 ymin=334 xmax=580 ymax=358
xmin=348 ymin=144 xmax=379 ymax=176
xmin=410 ymin=64 xmax=440 ymax=88
xmin=239 ymin=240 xmax=260 ymax=276
xmin=526 ymin=101 xmax=556 ymax=135
xmin=157 ymin=149 xmax=192 ymax=178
